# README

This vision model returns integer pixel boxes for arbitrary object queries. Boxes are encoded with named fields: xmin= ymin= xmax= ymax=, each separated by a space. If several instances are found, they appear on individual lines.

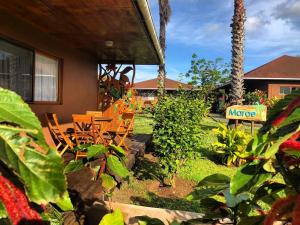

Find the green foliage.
xmin=64 ymin=144 xmax=129 ymax=192
xmin=0 ymin=88 xmax=73 ymax=223
xmin=244 ymin=89 xmax=279 ymax=109
xmin=212 ymin=124 xmax=251 ymax=166
xmin=0 ymin=203 xmax=7 ymax=219
xmin=99 ymin=208 xmax=124 ymax=225
xmin=87 ymin=144 xmax=108 ymax=160
xmin=153 ymin=93 xmax=209 ymax=181
xmin=107 ymin=155 xmax=129 ymax=179
xmin=64 ymin=160 xmax=84 ymax=174
xmin=184 ymin=54 xmax=230 ymax=97
xmin=244 ymin=89 xmax=267 ymax=105
xmin=187 ymin=91 xmax=300 ymax=224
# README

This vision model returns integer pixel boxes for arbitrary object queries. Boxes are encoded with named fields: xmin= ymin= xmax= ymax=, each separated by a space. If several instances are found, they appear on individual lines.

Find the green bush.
xmin=152 ymin=92 xmax=210 ymax=183
xmin=212 ymin=123 xmax=251 ymax=166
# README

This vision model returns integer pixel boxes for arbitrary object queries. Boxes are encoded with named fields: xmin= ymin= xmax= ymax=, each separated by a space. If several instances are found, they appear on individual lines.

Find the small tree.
xmin=184 ymin=54 xmax=230 ymax=98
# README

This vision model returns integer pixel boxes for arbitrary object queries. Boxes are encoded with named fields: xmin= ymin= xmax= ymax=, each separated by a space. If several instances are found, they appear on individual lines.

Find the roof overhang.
xmin=244 ymin=77 xmax=300 ymax=80
xmin=0 ymin=0 xmax=163 ymax=65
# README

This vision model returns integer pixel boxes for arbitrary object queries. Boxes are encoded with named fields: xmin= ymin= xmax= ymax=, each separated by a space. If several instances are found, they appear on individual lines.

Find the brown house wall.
xmin=267 ymin=82 xmax=300 ymax=98
xmin=245 ymin=80 xmax=300 ymax=98
xmin=0 ymin=12 xmax=98 ymax=126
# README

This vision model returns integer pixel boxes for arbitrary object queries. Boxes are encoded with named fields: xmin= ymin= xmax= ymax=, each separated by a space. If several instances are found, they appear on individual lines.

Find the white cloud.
xmin=135 ymin=65 xmax=157 ymax=82
xmin=273 ymin=0 xmax=300 ymax=29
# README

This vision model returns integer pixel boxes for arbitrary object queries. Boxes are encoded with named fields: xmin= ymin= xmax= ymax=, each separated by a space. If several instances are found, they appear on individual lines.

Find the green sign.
xmin=226 ymin=105 xmax=267 ymax=122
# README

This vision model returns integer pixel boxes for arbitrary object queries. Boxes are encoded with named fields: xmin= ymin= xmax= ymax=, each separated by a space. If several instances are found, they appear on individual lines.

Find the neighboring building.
xmin=0 ymin=0 xmax=162 ymax=125
xmin=218 ymin=55 xmax=300 ymax=98
xmin=134 ymin=78 xmax=191 ymax=101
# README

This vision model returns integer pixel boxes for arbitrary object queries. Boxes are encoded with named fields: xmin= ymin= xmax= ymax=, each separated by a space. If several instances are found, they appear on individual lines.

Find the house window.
xmin=0 ymin=39 xmax=34 ymax=102
xmin=0 ymin=38 xmax=60 ymax=102
xmin=280 ymin=86 xmax=291 ymax=95
xmin=34 ymin=53 xmax=59 ymax=102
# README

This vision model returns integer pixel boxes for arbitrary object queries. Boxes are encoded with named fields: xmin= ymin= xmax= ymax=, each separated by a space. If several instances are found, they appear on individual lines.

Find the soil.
xmin=112 ymin=153 xmax=197 ymax=211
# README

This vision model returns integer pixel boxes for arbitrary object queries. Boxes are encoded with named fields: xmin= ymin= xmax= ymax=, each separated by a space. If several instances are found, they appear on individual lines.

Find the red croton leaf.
xmin=0 ymin=175 xmax=43 ymax=225
xmin=272 ymin=95 xmax=300 ymax=127
xmin=280 ymin=130 xmax=300 ymax=153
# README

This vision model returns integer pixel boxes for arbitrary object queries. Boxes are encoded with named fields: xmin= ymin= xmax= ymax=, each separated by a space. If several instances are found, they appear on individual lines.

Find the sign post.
xmin=226 ymin=105 xmax=267 ymax=135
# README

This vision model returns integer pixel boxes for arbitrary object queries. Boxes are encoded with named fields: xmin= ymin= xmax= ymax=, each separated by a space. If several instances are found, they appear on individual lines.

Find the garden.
xmin=0 ymin=0 xmax=299 ymax=224
xmin=0 ymin=86 xmax=299 ymax=225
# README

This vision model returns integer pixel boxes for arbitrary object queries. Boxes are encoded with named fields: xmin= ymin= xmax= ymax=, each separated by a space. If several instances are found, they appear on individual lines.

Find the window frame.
xmin=279 ymin=86 xmax=291 ymax=95
xmin=0 ymin=36 xmax=63 ymax=104
xmin=33 ymin=50 xmax=63 ymax=105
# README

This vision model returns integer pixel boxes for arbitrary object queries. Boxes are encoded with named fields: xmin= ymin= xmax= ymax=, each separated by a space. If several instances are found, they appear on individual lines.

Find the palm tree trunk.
xmin=157 ymin=0 xmax=171 ymax=99
xmin=230 ymin=0 xmax=246 ymax=105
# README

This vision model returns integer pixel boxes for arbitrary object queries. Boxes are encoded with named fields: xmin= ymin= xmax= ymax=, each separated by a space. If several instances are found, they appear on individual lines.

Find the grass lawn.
xmin=133 ymin=113 xmax=154 ymax=134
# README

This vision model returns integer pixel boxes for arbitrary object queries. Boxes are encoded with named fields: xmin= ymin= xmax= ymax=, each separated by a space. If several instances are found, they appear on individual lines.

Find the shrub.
xmin=212 ymin=123 xmax=251 ymax=166
xmin=153 ymin=92 xmax=210 ymax=184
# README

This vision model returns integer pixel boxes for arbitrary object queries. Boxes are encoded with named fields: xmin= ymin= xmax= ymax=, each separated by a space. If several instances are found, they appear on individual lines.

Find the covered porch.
xmin=0 ymin=0 xmax=163 ymax=148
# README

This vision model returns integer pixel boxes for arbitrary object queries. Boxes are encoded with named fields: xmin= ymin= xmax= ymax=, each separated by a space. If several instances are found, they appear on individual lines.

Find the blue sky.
xmin=135 ymin=0 xmax=300 ymax=82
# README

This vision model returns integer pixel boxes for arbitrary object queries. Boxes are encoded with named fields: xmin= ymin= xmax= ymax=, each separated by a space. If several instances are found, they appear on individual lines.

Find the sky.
xmin=135 ymin=0 xmax=300 ymax=82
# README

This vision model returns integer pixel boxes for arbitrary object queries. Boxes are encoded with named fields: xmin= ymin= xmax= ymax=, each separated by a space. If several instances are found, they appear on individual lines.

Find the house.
xmin=218 ymin=55 xmax=300 ymax=98
xmin=134 ymin=78 xmax=191 ymax=101
xmin=0 ymin=0 xmax=163 ymax=126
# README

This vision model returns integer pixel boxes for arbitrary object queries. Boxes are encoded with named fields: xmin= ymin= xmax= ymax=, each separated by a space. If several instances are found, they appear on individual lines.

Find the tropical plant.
xmin=65 ymin=144 xmax=130 ymax=194
xmin=0 ymin=88 xmax=73 ymax=224
xmin=187 ymin=91 xmax=300 ymax=224
xmin=244 ymin=89 xmax=280 ymax=109
xmin=229 ymin=0 xmax=246 ymax=105
xmin=212 ymin=124 xmax=251 ymax=166
xmin=157 ymin=0 xmax=171 ymax=98
xmin=184 ymin=54 xmax=230 ymax=97
xmin=153 ymin=92 xmax=209 ymax=185
xmin=244 ymin=89 xmax=267 ymax=105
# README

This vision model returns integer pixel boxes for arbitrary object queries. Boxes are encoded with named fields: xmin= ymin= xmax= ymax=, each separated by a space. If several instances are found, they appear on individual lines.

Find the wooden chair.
xmin=107 ymin=112 xmax=134 ymax=151
xmin=72 ymin=114 xmax=98 ymax=144
xmin=72 ymin=114 xmax=98 ymax=159
xmin=45 ymin=113 xmax=74 ymax=156
xmin=86 ymin=111 xmax=112 ymax=145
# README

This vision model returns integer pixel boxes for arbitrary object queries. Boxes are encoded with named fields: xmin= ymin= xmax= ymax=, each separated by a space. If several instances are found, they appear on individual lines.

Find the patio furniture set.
xmin=45 ymin=108 xmax=134 ymax=160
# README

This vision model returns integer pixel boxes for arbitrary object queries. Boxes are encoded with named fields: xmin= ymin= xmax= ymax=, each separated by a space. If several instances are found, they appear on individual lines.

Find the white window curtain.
xmin=34 ymin=53 xmax=58 ymax=102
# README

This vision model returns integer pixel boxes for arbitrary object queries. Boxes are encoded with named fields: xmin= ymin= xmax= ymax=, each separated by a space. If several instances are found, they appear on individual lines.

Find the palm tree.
xmin=157 ymin=0 xmax=171 ymax=98
xmin=230 ymin=0 xmax=246 ymax=105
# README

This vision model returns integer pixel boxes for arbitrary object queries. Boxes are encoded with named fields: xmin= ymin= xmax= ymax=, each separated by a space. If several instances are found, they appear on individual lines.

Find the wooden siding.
xmin=268 ymin=82 xmax=300 ymax=98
